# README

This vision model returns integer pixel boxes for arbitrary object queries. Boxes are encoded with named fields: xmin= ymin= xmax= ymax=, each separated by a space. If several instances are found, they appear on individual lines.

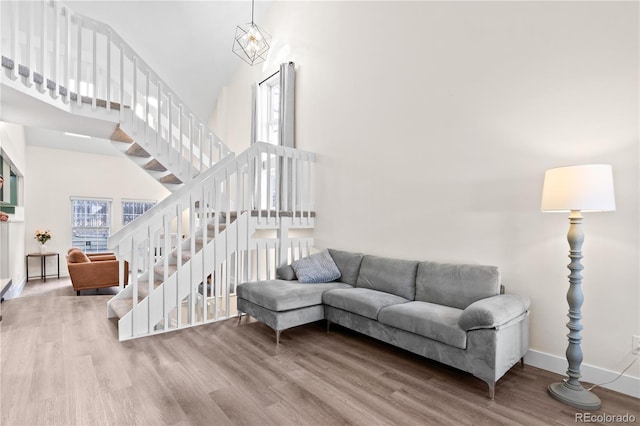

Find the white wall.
xmin=0 ymin=122 xmax=27 ymax=176
xmin=216 ymin=1 xmax=639 ymax=389
xmin=25 ymin=145 xmax=170 ymax=276
xmin=0 ymin=122 xmax=27 ymax=290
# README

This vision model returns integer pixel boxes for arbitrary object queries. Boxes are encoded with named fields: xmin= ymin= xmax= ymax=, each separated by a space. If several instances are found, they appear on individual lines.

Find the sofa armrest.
xmin=87 ymin=254 xmax=117 ymax=262
xmin=87 ymin=252 xmax=116 ymax=261
xmin=458 ymin=294 xmax=530 ymax=331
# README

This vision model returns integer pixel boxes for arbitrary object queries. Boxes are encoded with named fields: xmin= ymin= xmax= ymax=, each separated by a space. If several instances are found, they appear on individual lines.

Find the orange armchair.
xmin=66 ymin=248 xmax=128 ymax=295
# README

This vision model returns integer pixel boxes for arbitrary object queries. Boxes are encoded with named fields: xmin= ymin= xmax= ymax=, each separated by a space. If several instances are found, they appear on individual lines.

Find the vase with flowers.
xmin=35 ymin=229 xmax=52 ymax=253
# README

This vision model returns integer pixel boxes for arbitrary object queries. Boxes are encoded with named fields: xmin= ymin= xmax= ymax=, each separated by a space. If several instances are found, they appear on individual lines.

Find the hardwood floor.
xmin=1 ymin=278 xmax=638 ymax=425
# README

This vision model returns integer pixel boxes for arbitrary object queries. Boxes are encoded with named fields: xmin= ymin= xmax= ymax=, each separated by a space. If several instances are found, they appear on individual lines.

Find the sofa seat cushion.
xmin=378 ymin=301 xmax=467 ymax=349
xmin=237 ymin=280 xmax=352 ymax=312
xmin=323 ymin=288 xmax=410 ymax=320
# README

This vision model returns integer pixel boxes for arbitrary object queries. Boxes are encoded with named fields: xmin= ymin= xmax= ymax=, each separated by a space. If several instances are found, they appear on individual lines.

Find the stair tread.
xmin=206 ymin=223 xmax=228 ymax=231
xmin=126 ymin=143 xmax=151 ymax=158
xmin=159 ymin=174 xmax=183 ymax=185
xmin=136 ymin=280 xmax=161 ymax=298
xmin=154 ymin=264 xmax=178 ymax=277
xmin=145 ymin=159 xmax=167 ymax=171
xmin=172 ymin=249 xmax=193 ymax=262
xmin=110 ymin=125 xmax=133 ymax=143
xmin=110 ymin=279 xmax=161 ymax=319
xmin=110 ymin=298 xmax=136 ymax=319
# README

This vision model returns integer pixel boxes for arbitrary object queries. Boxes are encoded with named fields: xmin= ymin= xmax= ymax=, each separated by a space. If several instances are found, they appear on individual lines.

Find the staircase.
xmin=1 ymin=0 xmax=231 ymax=190
xmin=107 ymin=142 xmax=317 ymax=340
xmin=1 ymin=0 xmax=319 ymax=340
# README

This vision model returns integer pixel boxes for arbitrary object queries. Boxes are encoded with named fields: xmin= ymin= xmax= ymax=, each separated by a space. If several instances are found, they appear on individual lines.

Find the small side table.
xmin=26 ymin=252 xmax=60 ymax=282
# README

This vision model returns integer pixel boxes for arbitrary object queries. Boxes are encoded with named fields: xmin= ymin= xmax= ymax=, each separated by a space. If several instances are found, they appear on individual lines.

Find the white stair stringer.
xmin=0 ymin=70 xmax=186 ymax=190
xmin=120 ymin=212 xmax=248 ymax=340
xmin=0 ymin=70 xmax=121 ymax=138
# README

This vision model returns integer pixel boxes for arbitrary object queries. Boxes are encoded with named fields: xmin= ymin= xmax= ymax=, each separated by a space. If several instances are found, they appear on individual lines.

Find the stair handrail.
xmin=108 ymin=142 xmax=316 ymax=253
xmin=1 ymin=0 xmax=232 ymax=180
xmin=107 ymin=151 xmax=236 ymax=251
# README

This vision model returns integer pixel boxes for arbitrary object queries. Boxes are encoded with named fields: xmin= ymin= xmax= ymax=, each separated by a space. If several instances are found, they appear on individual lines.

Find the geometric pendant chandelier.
xmin=232 ymin=0 xmax=271 ymax=66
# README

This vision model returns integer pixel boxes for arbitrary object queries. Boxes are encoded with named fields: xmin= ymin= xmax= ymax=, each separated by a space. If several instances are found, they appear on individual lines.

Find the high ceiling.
xmin=4 ymin=1 xmax=271 ymax=156
xmin=66 ymin=0 xmax=271 ymax=123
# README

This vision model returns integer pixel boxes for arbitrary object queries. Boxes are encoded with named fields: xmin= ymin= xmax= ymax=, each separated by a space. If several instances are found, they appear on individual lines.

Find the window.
xmin=122 ymin=200 xmax=156 ymax=226
xmin=253 ymin=62 xmax=295 ymax=148
xmin=71 ymin=198 xmax=111 ymax=253
xmin=256 ymin=74 xmax=280 ymax=145
xmin=251 ymin=62 xmax=296 ymax=211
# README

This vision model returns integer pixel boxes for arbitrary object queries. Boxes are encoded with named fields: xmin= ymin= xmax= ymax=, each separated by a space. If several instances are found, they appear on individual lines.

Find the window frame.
xmin=70 ymin=197 xmax=112 ymax=253
xmin=256 ymin=72 xmax=280 ymax=145
xmin=121 ymin=199 xmax=156 ymax=226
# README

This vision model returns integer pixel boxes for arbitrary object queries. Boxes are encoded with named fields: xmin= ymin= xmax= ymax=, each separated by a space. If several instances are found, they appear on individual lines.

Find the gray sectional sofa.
xmin=237 ymin=249 xmax=530 ymax=399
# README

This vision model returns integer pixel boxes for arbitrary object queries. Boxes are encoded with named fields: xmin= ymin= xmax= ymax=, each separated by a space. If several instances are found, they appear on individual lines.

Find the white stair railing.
xmin=107 ymin=142 xmax=316 ymax=340
xmin=0 ymin=0 xmax=320 ymax=341
xmin=0 ymin=0 xmax=232 ymax=183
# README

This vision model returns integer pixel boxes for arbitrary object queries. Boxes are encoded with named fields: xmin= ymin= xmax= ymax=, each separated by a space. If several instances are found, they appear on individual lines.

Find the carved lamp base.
xmin=548 ymin=381 xmax=601 ymax=411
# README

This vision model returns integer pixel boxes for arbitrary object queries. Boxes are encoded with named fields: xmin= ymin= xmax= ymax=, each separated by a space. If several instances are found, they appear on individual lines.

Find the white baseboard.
xmin=524 ymin=349 xmax=640 ymax=399
xmin=3 ymin=278 xmax=26 ymax=300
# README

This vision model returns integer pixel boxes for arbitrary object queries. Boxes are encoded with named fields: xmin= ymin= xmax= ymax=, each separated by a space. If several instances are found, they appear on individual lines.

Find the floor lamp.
xmin=541 ymin=164 xmax=616 ymax=411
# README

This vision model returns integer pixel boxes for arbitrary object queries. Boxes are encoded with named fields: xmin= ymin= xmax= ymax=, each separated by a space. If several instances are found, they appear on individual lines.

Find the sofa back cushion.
xmin=67 ymin=249 xmax=90 ymax=264
xmin=328 ymin=249 xmax=364 ymax=286
xmin=356 ymin=255 xmax=418 ymax=300
xmin=415 ymin=261 xmax=500 ymax=309
xmin=276 ymin=264 xmax=297 ymax=281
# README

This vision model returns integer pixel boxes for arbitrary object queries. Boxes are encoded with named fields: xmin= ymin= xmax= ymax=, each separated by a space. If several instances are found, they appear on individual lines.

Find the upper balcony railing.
xmin=0 ymin=0 xmax=232 ymax=182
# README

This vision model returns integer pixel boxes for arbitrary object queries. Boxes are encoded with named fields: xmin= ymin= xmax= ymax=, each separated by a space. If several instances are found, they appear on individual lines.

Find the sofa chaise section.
xmin=237 ymin=279 xmax=352 ymax=344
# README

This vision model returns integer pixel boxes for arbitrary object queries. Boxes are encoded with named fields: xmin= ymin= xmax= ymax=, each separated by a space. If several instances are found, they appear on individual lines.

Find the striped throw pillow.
xmin=292 ymin=250 xmax=342 ymax=283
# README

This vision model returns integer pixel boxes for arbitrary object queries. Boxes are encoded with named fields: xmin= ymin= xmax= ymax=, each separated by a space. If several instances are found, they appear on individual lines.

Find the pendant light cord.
xmin=251 ymin=0 xmax=255 ymax=25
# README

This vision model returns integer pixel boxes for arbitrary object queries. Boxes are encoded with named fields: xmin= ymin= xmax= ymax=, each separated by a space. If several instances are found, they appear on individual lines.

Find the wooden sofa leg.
xmin=275 ymin=330 xmax=281 ymax=345
xmin=326 ymin=320 xmax=331 ymax=333
xmin=488 ymin=381 xmax=496 ymax=400
xmin=237 ymin=312 xmax=244 ymax=324
xmin=520 ymin=357 xmax=525 ymax=368
xmin=76 ymin=291 xmax=80 ymax=296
